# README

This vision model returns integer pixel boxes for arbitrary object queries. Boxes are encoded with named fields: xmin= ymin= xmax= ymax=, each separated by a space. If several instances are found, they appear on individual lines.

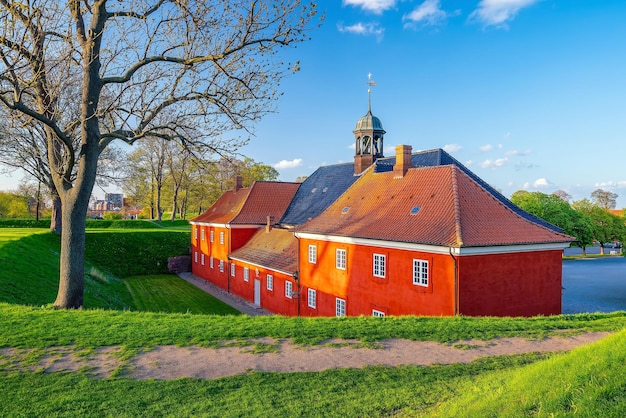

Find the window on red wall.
xmin=285 ymin=281 xmax=293 ymax=298
xmin=219 ymin=231 xmax=224 ymax=245
xmin=194 ymin=227 xmax=198 ymax=240
xmin=201 ymin=229 xmax=205 ymax=241
xmin=244 ymin=267 xmax=249 ymax=282
xmin=231 ymin=263 xmax=236 ymax=277
xmin=201 ymin=254 xmax=205 ymax=266
xmin=336 ymin=249 xmax=346 ymax=270
xmin=373 ymin=253 xmax=386 ymax=278
xmin=266 ymin=274 xmax=273 ymax=291
xmin=210 ymin=230 xmax=214 ymax=243
xmin=336 ymin=298 xmax=346 ymax=317
xmin=219 ymin=260 xmax=224 ymax=272
xmin=308 ymin=245 xmax=317 ymax=263
xmin=412 ymin=259 xmax=429 ymax=287
xmin=308 ymin=288 xmax=317 ymax=308
xmin=194 ymin=251 xmax=198 ymax=263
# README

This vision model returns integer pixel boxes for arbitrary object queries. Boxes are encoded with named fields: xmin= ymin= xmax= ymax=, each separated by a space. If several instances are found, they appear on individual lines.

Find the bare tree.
xmin=0 ymin=0 xmax=319 ymax=308
xmin=591 ymin=189 xmax=618 ymax=210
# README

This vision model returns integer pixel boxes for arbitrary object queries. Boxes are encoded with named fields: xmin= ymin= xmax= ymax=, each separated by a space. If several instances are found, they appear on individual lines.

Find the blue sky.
xmin=241 ymin=0 xmax=626 ymax=207
xmin=2 ymin=0 xmax=626 ymax=207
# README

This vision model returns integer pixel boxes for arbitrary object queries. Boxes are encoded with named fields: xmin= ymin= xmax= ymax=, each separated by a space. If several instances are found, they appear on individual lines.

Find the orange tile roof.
xmin=231 ymin=182 xmax=300 ymax=224
xmin=297 ymin=165 xmax=573 ymax=247
xmin=190 ymin=187 xmax=250 ymax=224
xmin=190 ymin=181 xmax=300 ymax=225
xmin=229 ymin=228 xmax=298 ymax=273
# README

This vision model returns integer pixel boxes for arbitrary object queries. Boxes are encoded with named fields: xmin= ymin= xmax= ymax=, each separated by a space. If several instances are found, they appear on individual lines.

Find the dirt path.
xmin=0 ymin=332 xmax=609 ymax=380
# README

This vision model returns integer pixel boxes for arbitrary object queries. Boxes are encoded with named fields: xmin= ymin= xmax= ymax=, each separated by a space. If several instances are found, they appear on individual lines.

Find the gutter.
xmin=449 ymin=247 xmax=459 ymax=315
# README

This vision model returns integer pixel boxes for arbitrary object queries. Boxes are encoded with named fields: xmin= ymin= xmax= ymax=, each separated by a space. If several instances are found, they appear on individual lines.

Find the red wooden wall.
xmin=457 ymin=250 xmax=563 ymax=316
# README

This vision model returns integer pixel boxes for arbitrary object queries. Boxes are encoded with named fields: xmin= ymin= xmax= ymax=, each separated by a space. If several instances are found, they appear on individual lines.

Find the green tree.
xmin=511 ymin=190 xmax=594 ymax=252
xmin=0 ymin=0 xmax=319 ymax=308
xmin=0 ymin=192 xmax=30 ymax=218
xmin=573 ymin=199 xmax=626 ymax=255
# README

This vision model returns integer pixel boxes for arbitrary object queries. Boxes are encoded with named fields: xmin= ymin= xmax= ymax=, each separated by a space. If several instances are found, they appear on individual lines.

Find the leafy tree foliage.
xmin=510 ymin=190 xmax=594 ymax=251
xmin=0 ymin=192 xmax=30 ymax=218
xmin=573 ymin=199 xmax=626 ymax=255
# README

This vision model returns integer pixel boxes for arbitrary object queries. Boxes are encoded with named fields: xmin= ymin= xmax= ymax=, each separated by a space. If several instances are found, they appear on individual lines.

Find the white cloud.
xmin=479 ymin=158 xmax=508 ymax=169
xmin=273 ymin=158 xmax=303 ymax=169
xmin=469 ymin=0 xmax=540 ymax=28
xmin=443 ymin=143 xmax=462 ymax=152
xmin=465 ymin=160 xmax=474 ymax=166
xmin=533 ymin=178 xmax=551 ymax=188
xmin=342 ymin=0 xmax=396 ymax=14
xmin=337 ymin=22 xmax=385 ymax=40
xmin=594 ymin=181 xmax=626 ymax=189
xmin=403 ymin=0 xmax=449 ymax=26
xmin=479 ymin=144 xmax=493 ymax=152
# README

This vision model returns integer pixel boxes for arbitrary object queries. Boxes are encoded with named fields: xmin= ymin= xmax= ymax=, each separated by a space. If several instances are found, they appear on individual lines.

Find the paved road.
xmin=562 ymin=257 xmax=626 ymax=314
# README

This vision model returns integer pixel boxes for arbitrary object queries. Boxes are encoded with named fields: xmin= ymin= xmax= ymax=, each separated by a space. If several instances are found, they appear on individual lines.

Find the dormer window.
xmin=342 ymin=207 xmax=350 ymax=214
xmin=410 ymin=206 xmax=421 ymax=215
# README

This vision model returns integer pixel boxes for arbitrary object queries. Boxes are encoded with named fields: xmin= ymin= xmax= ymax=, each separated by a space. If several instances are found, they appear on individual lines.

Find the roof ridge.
xmin=450 ymin=166 xmax=464 ymax=246
xmin=455 ymin=168 xmax=574 ymax=241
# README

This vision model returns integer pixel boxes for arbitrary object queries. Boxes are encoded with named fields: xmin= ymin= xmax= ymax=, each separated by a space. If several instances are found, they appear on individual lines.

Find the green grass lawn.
xmin=1 ymin=223 xmax=626 ymax=416
xmin=124 ymin=274 xmax=239 ymax=315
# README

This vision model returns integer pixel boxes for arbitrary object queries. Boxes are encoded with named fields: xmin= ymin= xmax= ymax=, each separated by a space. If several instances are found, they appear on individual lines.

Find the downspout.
xmin=449 ymin=247 xmax=459 ymax=316
xmin=294 ymin=233 xmax=301 ymax=317
xmin=227 ymin=224 xmax=231 ymax=293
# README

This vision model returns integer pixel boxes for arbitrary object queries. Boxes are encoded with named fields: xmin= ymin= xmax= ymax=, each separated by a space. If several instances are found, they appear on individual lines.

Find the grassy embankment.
xmin=0 ymin=222 xmax=625 ymax=416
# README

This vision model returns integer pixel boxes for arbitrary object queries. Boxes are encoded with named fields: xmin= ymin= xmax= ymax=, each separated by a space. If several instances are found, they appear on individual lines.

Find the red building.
xmin=190 ymin=179 xmax=299 ymax=292
xmin=190 ymin=103 xmax=572 ymax=317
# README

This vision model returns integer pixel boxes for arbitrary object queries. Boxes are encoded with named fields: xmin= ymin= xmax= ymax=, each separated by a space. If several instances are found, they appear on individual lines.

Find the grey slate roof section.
xmin=375 ymin=149 xmax=564 ymax=234
xmin=279 ymin=163 xmax=360 ymax=227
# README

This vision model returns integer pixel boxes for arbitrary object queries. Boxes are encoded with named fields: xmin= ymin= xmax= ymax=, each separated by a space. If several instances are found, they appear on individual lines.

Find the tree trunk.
xmin=50 ymin=191 xmax=62 ymax=234
xmin=156 ymin=182 xmax=163 ymax=222
xmin=53 ymin=193 xmax=88 ymax=309
xmin=170 ymin=184 xmax=180 ymax=221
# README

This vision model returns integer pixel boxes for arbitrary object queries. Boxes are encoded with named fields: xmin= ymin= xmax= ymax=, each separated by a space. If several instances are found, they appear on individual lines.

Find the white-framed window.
xmin=231 ymin=263 xmax=236 ymax=277
xmin=308 ymin=288 xmax=317 ymax=309
xmin=201 ymin=229 xmax=205 ymax=241
xmin=285 ymin=281 xmax=293 ymax=299
xmin=413 ymin=259 xmax=429 ymax=287
xmin=308 ymin=244 xmax=317 ymax=264
xmin=219 ymin=231 xmax=225 ymax=245
xmin=244 ymin=267 xmax=249 ymax=282
xmin=336 ymin=298 xmax=346 ymax=317
xmin=194 ymin=251 xmax=198 ymax=263
xmin=219 ymin=260 xmax=224 ymax=272
xmin=373 ymin=253 xmax=386 ymax=278
xmin=210 ymin=256 xmax=214 ymax=269
xmin=210 ymin=230 xmax=214 ymax=243
xmin=267 ymin=274 xmax=273 ymax=291
xmin=372 ymin=309 xmax=385 ymax=317
xmin=201 ymin=253 xmax=205 ymax=266
xmin=194 ymin=227 xmax=198 ymax=240
xmin=336 ymin=248 xmax=346 ymax=270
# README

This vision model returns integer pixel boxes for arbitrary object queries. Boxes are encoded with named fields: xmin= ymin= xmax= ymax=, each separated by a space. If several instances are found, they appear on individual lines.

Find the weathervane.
xmin=367 ymin=72 xmax=376 ymax=112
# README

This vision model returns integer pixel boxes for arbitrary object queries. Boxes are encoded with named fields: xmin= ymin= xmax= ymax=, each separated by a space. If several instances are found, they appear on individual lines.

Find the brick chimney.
xmin=266 ymin=215 xmax=274 ymax=233
xmin=234 ymin=175 xmax=243 ymax=192
xmin=393 ymin=145 xmax=413 ymax=178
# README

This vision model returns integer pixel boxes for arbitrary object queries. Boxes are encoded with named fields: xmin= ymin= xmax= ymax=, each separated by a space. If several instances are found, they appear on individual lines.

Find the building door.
xmin=254 ymin=279 xmax=261 ymax=306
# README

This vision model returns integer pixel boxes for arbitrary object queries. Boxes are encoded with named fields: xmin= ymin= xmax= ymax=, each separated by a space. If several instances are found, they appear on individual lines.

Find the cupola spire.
xmin=354 ymin=73 xmax=386 ymax=174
